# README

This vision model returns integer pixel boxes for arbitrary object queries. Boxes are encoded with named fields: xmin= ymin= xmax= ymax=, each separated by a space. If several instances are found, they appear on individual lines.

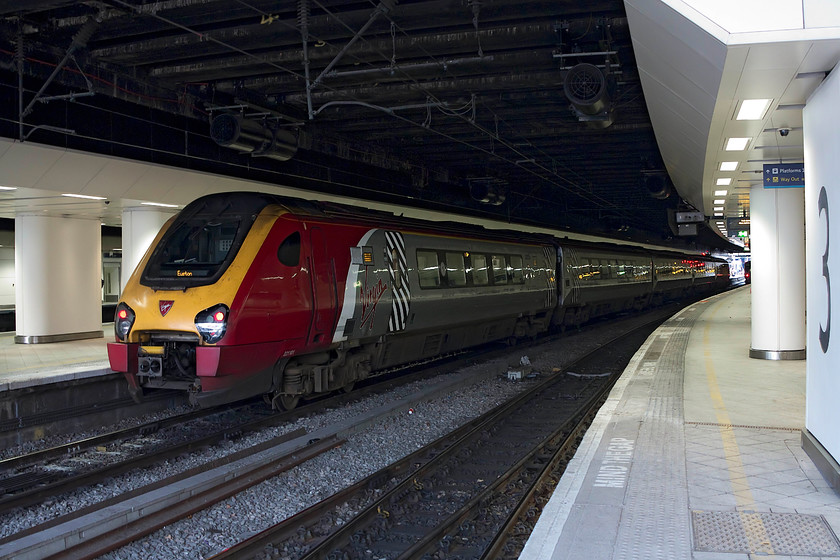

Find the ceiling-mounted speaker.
xmin=563 ymin=63 xmax=612 ymax=128
xmin=210 ymin=114 xmax=297 ymax=161
xmin=469 ymin=182 xmax=506 ymax=205
xmin=643 ymin=173 xmax=672 ymax=199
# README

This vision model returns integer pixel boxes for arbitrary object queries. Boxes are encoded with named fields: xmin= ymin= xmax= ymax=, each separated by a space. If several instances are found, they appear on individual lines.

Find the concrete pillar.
xmin=14 ymin=214 xmax=102 ymax=343
xmin=749 ymin=184 xmax=806 ymax=360
xmin=120 ymin=207 xmax=174 ymax=293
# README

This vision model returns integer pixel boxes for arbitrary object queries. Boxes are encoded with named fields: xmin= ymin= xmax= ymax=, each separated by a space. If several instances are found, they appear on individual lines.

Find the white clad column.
xmin=749 ymin=184 xmax=806 ymax=360
xmin=14 ymin=214 xmax=103 ymax=343
xmin=120 ymin=207 xmax=174 ymax=294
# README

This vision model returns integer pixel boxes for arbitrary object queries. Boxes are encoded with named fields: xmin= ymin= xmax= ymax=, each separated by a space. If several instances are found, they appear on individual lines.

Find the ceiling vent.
xmin=563 ymin=63 xmax=613 ymax=129
xmin=210 ymin=114 xmax=297 ymax=161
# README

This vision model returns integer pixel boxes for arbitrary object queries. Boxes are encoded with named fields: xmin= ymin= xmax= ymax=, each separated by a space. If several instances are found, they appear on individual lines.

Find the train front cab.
xmin=108 ymin=194 xmax=335 ymax=407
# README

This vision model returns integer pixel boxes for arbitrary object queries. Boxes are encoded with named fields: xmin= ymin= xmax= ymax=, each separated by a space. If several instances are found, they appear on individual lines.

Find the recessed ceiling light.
xmin=737 ymin=98 xmax=772 ymax=120
xmin=141 ymin=201 xmax=179 ymax=208
xmin=716 ymin=178 xmax=732 ymax=186
xmin=726 ymin=137 xmax=751 ymax=151
xmin=62 ymin=193 xmax=107 ymax=200
xmin=720 ymin=162 xmax=738 ymax=171
xmin=714 ymin=199 xmax=725 ymax=204
xmin=714 ymin=190 xmax=728 ymax=196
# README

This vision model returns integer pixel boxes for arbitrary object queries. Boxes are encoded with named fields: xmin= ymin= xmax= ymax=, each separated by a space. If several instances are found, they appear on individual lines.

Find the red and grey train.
xmin=107 ymin=192 xmax=729 ymax=409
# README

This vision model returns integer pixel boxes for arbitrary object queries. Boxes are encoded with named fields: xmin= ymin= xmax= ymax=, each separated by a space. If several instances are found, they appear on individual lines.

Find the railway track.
xmin=0 ymin=301 xmax=690 ymax=559
xmin=206 ymin=318 xmax=653 ymax=560
xmin=0 ymin=348 xmax=480 ymax=516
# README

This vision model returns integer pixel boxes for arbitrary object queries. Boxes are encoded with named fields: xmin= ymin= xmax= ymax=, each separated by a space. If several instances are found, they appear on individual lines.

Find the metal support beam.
xmin=21 ymin=16 xmax=100 ymax=120
xmin=304 ymin=0 xmax=397 ymax=118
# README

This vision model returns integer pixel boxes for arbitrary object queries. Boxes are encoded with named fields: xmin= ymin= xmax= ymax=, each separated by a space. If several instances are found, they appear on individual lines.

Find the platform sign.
xmin=763 ymin=163 xmax=804 ymax=188
xmin=726 ymin=218 xmax=750 ymax=236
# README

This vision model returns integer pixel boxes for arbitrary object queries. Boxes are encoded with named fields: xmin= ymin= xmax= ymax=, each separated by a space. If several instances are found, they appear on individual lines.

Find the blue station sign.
xmin=763 ymin=163 xmax=804 ymax=188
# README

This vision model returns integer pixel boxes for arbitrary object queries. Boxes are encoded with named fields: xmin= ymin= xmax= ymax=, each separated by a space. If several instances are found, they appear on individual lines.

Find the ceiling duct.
xmin=563 ymin=63 xmax=613 ymax=129
xmin=210 ymin=114 xmax=297 ymax=162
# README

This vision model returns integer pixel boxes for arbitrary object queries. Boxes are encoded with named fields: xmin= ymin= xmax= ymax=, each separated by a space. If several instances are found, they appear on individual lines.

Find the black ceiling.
xmin=0 ymin=0 xmax=727 ymax=249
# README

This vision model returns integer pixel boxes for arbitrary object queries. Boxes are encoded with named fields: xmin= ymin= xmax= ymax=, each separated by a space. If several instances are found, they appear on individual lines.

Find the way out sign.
xmin=764 ymin=163 xmax=804 ymax=188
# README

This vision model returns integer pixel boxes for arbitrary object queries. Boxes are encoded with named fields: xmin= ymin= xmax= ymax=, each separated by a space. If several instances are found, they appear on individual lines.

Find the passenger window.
xmin=578 ymin=263 xmax=589 ymax=281
xmin=492 ymin=255 xmax=507 ymax=285
xmin=509 ymin=255 xmax=524 ymax=284
xmin=472 ymin=254 xmax=489 ymax=286
xmin=277 ymin=231 xmax=301 ymax=267
xmin=445 ymin=252 xmax=467 ymax=287
xmin=417 ymin=250 xmax=441 ymax=288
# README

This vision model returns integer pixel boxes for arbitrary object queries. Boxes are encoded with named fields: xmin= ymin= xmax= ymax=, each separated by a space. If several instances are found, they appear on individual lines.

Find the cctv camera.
xmin=779 ymin=128 xmax=790 ymax=137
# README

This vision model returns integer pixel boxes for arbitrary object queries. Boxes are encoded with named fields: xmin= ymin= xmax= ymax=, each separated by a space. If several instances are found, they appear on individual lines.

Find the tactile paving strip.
xmin=692 ymin=510 xmax=840 ymax=556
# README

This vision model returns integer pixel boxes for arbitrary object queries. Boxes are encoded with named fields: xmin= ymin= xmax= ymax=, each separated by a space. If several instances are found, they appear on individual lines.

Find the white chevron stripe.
xmin=386 ymin=231 xmax=410 ymax=332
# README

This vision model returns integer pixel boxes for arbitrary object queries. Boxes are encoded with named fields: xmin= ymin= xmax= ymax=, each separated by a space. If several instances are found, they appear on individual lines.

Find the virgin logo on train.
xmin=159 ymin=300 xmax=174 ymax=317
xmin=360 ymin=273 xmax=388 ymax=330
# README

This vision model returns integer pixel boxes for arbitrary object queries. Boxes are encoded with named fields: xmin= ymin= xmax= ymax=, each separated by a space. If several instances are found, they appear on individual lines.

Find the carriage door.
xmin=308 ymin=227 xmax=337 ymax=345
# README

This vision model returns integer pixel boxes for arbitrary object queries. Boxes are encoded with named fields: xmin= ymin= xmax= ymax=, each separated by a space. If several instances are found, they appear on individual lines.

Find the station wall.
xmin=803 ymin=59 xmax=840 ymax=461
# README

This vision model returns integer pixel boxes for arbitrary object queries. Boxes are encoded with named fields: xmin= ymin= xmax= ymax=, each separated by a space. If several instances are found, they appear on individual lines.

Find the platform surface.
xmin=0 ymin=327 xmax=111 ymax=392
xmin=519 ymin=286 xmax=840 ymax=560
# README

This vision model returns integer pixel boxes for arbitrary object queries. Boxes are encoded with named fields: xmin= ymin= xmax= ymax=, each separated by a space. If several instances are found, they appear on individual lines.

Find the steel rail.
xmin=208 ymin=312 xmax=665 ymax=559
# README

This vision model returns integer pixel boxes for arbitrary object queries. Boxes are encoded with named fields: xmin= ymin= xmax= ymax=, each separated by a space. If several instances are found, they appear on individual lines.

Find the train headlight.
xmin=195 ymin=304 xmax=229 ymax=344
xmin=115 ymin=303 xmax=136 ymax=341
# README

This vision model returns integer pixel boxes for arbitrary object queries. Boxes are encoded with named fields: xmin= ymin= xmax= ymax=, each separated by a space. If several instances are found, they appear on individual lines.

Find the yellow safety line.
xmin=702 ymin=300 xmax=774 ymax=555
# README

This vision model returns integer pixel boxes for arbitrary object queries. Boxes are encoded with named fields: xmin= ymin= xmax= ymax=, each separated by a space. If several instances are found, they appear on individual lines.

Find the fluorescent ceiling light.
xmin=714 ymin=199 xmax=725 ymax=204
xmin=714 ymin=190 xmax=728 ymax=196
xmin=716 ymin=221 xmax=725 ymax=225
xmin=737 ymin=98 xmax=772 ymax=120
xmin=726 ymin=137 xmax=751 ymax=151
xmin=714 ymin=212 xmax=724 ymax=217
xmin=142 ymin=201 xmax=179 ymax=208
xmin=0 ymin=186 xmax=16 ymax=191
xmin=716 ymin=178 xmax=732 ymax=186
xmin=714 ymin=207 xmax=724 ymax=212
xmin=719 ymin=162 xmax=738 ymax=171
xmin=62 ymin=193 xmax=107 ymax=200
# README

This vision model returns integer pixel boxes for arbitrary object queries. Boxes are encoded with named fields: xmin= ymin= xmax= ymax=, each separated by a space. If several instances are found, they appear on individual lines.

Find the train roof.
xmin=181 ymin=191 xmax=728 ymax=262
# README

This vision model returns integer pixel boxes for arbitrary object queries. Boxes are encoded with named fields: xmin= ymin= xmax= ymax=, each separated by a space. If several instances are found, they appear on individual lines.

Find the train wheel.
xmin=271 ymin=393 xmax=300 ymax=411
xmin=341 ymin=382 xmax=355 ymax=394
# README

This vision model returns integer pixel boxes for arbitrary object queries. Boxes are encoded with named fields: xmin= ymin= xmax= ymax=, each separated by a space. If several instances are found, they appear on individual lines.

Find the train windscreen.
xmin=140 ymin=193 xmax=268 ymax=289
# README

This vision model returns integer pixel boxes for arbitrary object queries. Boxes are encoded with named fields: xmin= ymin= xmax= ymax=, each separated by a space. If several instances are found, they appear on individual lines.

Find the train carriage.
xmin=554 ymin=244 xmax=654 ymax=328
xmin=108 ymin=192 xmax=557 ymax=409
xmin=107 ymin=191 xmax=730 ymax=409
